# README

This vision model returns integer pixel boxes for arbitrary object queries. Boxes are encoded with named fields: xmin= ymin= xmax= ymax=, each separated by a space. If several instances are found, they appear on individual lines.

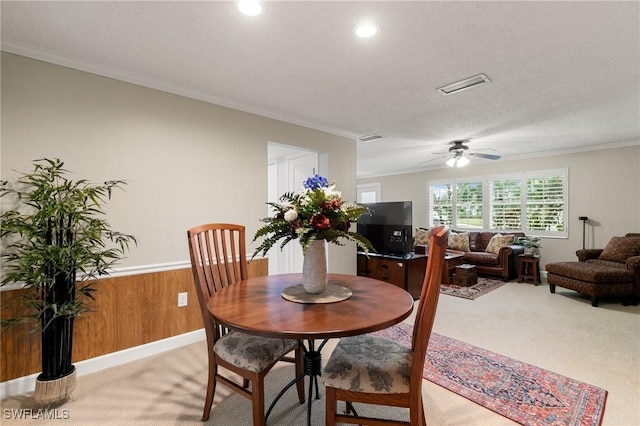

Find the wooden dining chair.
xmin=187 ymin=223 xmax=305 ymax=424
xmin=323 ymin=225 xmax=449 ymax=426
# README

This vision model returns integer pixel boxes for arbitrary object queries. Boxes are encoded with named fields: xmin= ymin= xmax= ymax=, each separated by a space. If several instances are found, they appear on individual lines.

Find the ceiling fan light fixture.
xmin=446 ymin=153 xmax=470 ymax=168
xmin=437 ymin=73 xmax=490 ymax=95
xmin=456 ymin=156 xmax=470 ymax=167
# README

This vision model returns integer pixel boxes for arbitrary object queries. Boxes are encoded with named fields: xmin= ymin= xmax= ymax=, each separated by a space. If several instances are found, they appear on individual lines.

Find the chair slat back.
xmin=411 ymin=226 xmax=448 ymax=378
xmin=187 ymin=223 xmax=248 ymax=340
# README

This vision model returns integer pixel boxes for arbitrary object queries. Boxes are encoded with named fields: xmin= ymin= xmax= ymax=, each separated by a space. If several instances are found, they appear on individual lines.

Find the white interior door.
xmin=286 ymin=153 xmax=318 ymax=273
xmin=267 ymin=143 xmax=319 ymax=274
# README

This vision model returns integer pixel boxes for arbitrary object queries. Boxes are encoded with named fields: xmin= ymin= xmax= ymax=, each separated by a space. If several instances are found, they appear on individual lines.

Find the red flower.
xmin=289 ymin=219 xmax=302 ymax=237
xmin=321 ymin=199 xmax=342 ymax=212
xmin=310 ymin=214 xmax=331 ymax=229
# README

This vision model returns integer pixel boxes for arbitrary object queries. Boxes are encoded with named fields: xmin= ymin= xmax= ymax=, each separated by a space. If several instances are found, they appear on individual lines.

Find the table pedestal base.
xmin=264 ymin=339 xmax=328 ymax=426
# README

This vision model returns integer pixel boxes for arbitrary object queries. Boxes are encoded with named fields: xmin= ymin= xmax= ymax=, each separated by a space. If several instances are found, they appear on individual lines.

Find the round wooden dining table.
xmin=207 ymin=272 xmax=415 ymax=425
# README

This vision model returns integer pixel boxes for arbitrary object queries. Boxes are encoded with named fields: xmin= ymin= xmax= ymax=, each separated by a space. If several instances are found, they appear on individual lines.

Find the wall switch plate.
xmin=177 ymin=292 xmax=188 ymax=307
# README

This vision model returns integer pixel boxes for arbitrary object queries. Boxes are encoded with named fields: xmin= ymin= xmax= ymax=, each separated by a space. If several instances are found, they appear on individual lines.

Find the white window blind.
xmin=427 ymin=168 xmax=567 ymax=237
xmin=456 ymin=181 xmax=483 ymax=229
xmin=429 ymin=183 xmax=453 ymax=227
xmin=489 ymin=178 xmax=522 ymax=230
xmin=525 ymin=174 xmax=566 ymax=233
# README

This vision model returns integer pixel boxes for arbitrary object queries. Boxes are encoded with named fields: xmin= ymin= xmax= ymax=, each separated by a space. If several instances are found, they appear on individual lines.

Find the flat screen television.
xmin=357 ymin=201 xmax=413 ymax=257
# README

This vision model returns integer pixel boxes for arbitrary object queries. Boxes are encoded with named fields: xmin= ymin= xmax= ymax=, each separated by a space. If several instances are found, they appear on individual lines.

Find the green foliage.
xmin=514 ymin=236 xmax=542 ymax=249
xmin=252 ymin=176 xmax=373 ymax=259
xmin=1 ymin=158 xmax=138 ymax=329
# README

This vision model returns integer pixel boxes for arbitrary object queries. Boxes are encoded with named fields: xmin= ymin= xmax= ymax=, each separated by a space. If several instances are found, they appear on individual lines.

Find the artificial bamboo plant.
xmin=1 ymin=158 xmax=137 ymax=403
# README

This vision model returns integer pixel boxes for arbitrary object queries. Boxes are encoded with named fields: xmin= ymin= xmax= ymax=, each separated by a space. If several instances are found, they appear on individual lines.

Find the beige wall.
xmin=358 ymin=145 xmax=640 ymax=269
xmin=0 ymin=52 xmax=358 ymax=274
xmin=2 ymin=52 xmax=639 ymax=274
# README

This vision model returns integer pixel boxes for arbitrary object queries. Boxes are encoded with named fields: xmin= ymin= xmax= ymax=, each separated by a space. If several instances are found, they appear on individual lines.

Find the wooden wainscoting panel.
xmin=0 ymin=290 xmax=42 ymax=382
xmin=0 ymin=258 xmax=268 ymax=382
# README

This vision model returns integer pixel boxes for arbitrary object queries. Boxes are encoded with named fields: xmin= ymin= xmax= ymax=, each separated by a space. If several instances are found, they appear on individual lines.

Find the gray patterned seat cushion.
xmin=323 ymin=334 xmax=412 ymax=394
xmin=214 ymin=331 xmax=298 ymax=372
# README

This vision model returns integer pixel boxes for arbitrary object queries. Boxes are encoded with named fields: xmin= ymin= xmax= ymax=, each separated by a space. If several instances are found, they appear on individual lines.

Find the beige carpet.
xmin=2 ymin=279 xmax=639 ymax=425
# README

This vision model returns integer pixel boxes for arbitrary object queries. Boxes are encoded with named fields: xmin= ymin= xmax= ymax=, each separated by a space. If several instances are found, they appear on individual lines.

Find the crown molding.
xmin=357 ymin=139 xmax=640 ymax=179
xmin=1 ymin=40 xmax=359 ymax=141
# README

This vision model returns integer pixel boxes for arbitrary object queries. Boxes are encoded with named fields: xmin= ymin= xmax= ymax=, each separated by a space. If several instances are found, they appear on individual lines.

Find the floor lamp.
xmin=579 ymin=216 xmax=588 ymax=249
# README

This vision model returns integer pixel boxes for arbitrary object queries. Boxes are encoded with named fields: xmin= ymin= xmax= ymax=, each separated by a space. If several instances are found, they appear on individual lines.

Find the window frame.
xmin=357 ymin=182 xmax=381 ymax=203
xmin=428 ymin=168 xmax=568 ymax=238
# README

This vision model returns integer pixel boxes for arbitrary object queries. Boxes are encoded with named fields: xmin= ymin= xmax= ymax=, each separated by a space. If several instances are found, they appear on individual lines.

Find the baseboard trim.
xmin=0 ymin=329 xmax=206 ymax=400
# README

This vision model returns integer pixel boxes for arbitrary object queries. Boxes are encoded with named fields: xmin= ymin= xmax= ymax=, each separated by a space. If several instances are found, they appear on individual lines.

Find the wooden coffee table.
xmin=443 ymin=251 xmax=465 ymax=284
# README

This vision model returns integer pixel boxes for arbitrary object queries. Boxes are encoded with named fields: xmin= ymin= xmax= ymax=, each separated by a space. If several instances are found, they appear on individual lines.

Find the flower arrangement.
xmin=252 ymin=174 xmax=373 ymax=258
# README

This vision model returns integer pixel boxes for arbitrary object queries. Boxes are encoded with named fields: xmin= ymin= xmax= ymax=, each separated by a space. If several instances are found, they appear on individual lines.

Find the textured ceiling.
xmin=2 ymin=1 xmax=639 ymax=177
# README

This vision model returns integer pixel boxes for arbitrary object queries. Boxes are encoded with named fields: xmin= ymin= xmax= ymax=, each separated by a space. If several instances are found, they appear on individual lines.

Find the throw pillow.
xmin=414 ymin=228 xmax=430 ymax=246
xmin=448 ymin=232 xmax=470 ymax=252
xmin=485 ymin=234 xmax=515 ymax=254
xmin=599 ymin=236 xmax=640 ymax=263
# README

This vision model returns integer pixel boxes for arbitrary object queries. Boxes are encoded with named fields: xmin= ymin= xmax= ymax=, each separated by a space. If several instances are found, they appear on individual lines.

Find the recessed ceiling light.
xmin=238 ymin=1 xmax=262 ymax=17
xmin=355 ymin=22 xmax=379 ymax=38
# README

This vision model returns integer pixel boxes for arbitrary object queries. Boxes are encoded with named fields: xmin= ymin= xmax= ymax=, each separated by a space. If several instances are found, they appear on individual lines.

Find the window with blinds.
xmin=428 ymin=168 xmax=567 ymax=237
xmin=456 ymin=181 xmax=483 ymax=229
xmin=429 ymin=183 xmax=453 ymax=226
xmin=489 ymin=178 xmax=522 ymax=230
xmin=525 ymin=174 xmax=566 ymax=233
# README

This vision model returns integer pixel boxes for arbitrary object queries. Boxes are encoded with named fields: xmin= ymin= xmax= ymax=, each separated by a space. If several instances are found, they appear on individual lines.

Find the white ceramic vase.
xmin=302 ymin=239 xmax=328 ymax=294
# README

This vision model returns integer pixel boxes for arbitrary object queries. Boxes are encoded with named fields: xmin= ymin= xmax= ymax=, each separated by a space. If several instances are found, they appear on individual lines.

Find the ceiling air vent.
xmin=359 ymin=134 xmax=384 ymax=143
xmin=437 ymin=73 xmax=490 ymax=95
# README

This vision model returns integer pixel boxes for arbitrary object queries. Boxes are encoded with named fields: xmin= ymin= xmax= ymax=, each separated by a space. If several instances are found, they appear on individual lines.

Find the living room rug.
xmin=373 ymin=323 xmax=607 ymax=426
xmin=440 ymin=276 xmax=507 ymax=300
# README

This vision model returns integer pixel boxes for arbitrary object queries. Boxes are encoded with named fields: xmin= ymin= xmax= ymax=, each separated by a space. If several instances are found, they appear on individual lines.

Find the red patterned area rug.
xmin=440 ymin=276 xmax=507 ymax=300
xmin=373 ymin=323 xmax=607 ymax=426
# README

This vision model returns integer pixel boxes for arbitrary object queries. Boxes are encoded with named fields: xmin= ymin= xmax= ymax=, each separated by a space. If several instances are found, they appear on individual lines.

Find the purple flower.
xmin=303 ymin=174 xmax=329 ymax=191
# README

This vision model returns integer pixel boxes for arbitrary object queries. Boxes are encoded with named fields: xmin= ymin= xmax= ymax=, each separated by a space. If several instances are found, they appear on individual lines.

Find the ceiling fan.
xmin=419 ymin=139 xmax=501 ymax=167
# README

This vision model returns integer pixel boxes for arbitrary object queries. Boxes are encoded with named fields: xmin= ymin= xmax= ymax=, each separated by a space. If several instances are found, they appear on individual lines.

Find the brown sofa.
xmin=448 ymin=231 xmax=525 ymax=281
xmin=545 ymin=233 xmax=640 ymax=307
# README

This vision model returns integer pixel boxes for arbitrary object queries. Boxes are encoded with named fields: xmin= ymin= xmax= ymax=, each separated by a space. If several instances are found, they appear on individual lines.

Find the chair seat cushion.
xmin=323 ymin=334 xmax=412 ymax=394
xmin=214 ymin=331 xmax=298 ymax=372
xmin=545 ymin=261 xmax=633 ymax=283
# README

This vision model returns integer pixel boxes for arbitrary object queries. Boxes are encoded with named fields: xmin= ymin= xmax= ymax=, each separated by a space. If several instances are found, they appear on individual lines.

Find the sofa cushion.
xmin=485 ymin=234 xmax=515 ymax=254
xmin=599 ymin=236 xmax=640 ymax=263
xmin=448 ymin=231 xmax=470 ymax=252
xmin=469 ymin=232 xmax=494 ymax=252
xmin=585 ymin=259 xmax=628 ymax=269
xmin=463 ymin=251 xmax=500 ymax=265
xmin=545 ymin=261 xmax=634 ymax=283
xmin=414 ymin=228 xmax=430 ymax=246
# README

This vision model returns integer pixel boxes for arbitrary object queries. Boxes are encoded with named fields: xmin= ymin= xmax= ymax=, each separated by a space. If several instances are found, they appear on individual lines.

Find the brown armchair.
xmin=545 ymin=233 xmax=640 ymax=307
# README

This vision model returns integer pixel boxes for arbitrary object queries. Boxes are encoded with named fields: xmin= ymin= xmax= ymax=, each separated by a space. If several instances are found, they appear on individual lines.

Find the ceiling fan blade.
xmin=469 ymin=152 xmax=501 ymax=160
xmin=418 ymin=155 xmax=446 ymax=165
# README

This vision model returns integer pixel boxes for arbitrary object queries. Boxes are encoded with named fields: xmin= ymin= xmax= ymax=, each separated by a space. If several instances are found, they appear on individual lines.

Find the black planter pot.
xmin=34 ymin=270 xmax=77 ymax=403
